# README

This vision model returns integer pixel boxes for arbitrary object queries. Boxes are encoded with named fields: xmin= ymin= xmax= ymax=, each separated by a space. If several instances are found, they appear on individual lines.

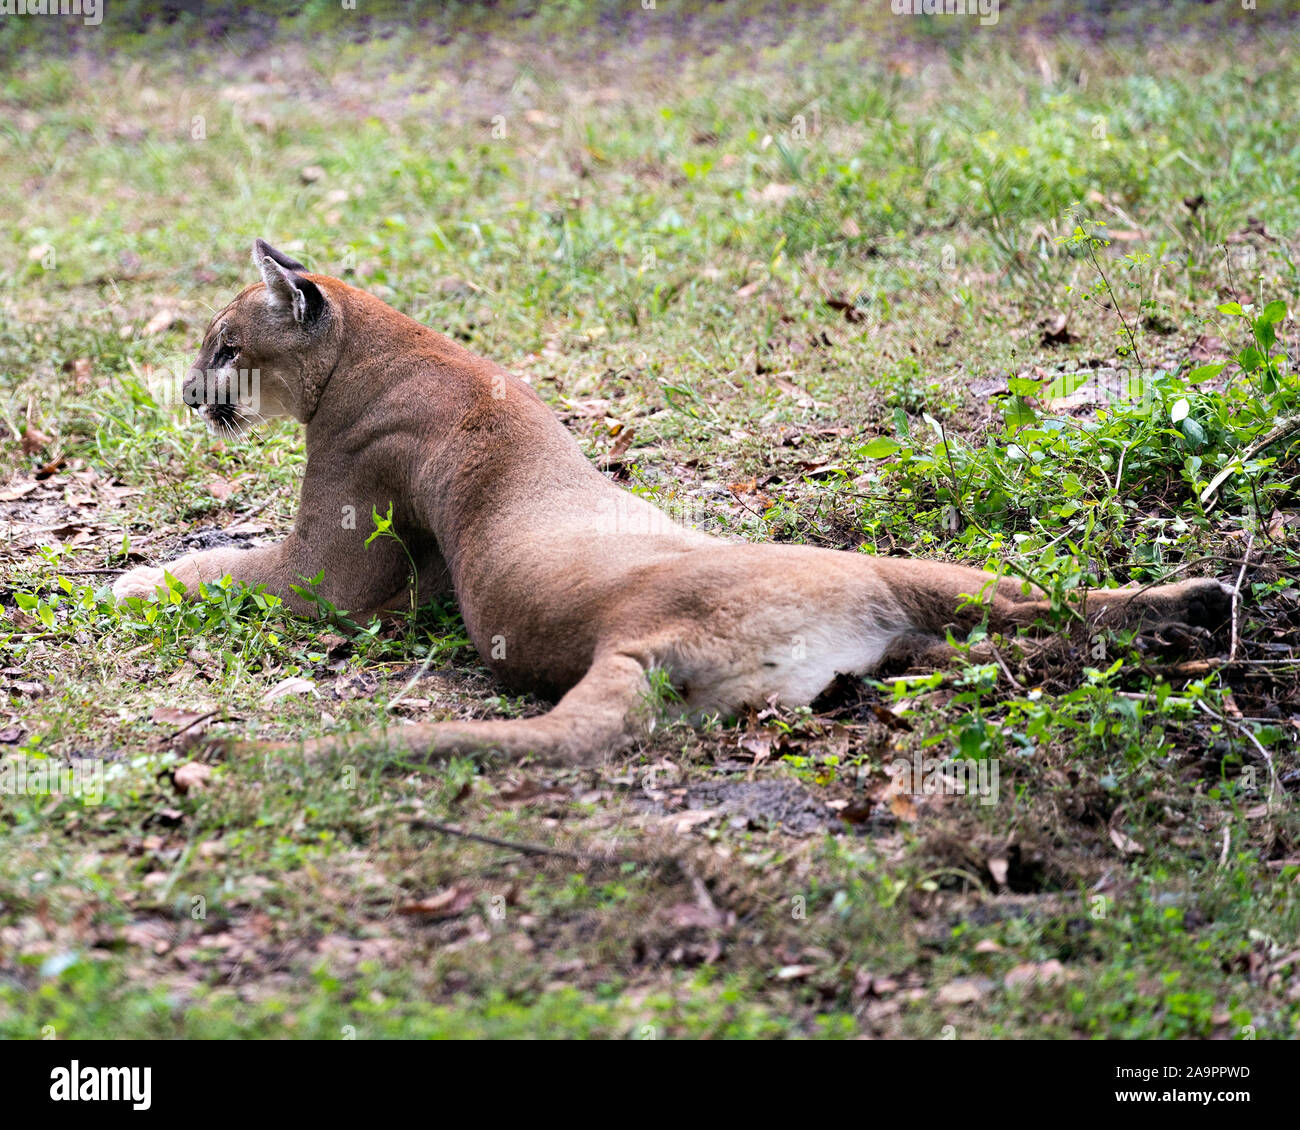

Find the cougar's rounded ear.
xmin=253 ymin=240 xmax=324 ymax=326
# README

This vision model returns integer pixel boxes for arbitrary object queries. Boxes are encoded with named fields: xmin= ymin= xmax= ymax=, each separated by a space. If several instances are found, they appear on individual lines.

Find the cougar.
xmin=113 ymin=240 xmax=1232 ymax=764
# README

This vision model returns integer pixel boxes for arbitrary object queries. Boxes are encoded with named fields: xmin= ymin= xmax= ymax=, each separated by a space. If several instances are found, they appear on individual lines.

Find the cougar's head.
xmin=184 ymin=239 xmax=338 ymax=434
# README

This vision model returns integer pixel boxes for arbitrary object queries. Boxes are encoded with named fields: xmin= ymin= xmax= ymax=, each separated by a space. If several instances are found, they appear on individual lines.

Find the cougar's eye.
xmin=213 ymin=342 xmax=238 ymax=368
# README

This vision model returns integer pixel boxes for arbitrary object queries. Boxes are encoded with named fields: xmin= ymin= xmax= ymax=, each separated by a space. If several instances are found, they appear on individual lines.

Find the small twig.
xmin=1112 ymin=440 xmax=1130 ymax=494
xmin=988 ymin=643 xmax=1025 ymax=691
xmin=1199 ymin=414 xmax=1300 ymax=512
xmin=1228 ymin=533 xmax=1254 ymax=663
xmin=1084 ymin=239 xmax=1146 ymax=375
xmin=1196 ymin=699 xmax=1281 ymax=802
xmin=401 ymin=816 xmax=640 ymax=866
xmin=158 ymin=709 xmax=223 ymax=747
xmin=387 ymin=648 xmax=439 ymax=712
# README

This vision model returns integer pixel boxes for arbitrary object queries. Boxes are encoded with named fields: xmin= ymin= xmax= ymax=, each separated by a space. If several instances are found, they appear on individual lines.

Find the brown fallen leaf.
xmin=316 ymin=632 xmax=350 ymax=660
xmin=151 ymin=707 xmax=219 ymax=746
xmin=494 ymin=780 xmax=570 ymax=807
xmin=149 ymin=807 xmax=185 ymax=827
xmin=738 ymin=733 xmax=773 ymax=766
xmin=46 ymin=524 xmax=92 ymax=546
xmin=152 ymin=706 xmax=213 ymax=728
xmin=753 ymin=183 xmax=796 ymax=204
xmin=886 ymin=771 xmax=918 ymax=823
xmin=173 ymin=761 xmax=213 ymax=794
xmin=262 ymin=676 xmax=316 ymax=703
xmin=143 ymin=309 xmax=179 ymax=336
xmin=666 ymin=903 xmax=731 ymax=930
xmin=605 ymin=425 xmax=636 ymax=466
xmin=937 ymin=978 xmax=986 ymax=1004
xmin=889 ymin=792 xmax=917 ymax=822
xmin=666 ymin=808 xmax=722 ymax=834
xmin=1108 ymin=826 xmax=1145 ymax=855
xmin=34 ymin=456 xmax=67 ymax=480
xmin=4 ymin=608 xmax=40 ymax=632
xmin=21 ymin=425 xmax=50 ymax=455
xmin=770 ymin=375 xmax=818 ymax=406
xmin=205 ymin=477 xmax=239 ymax=502
xmin=836 ymin=799 xmax=875 ymax=825
xmin=397 ymin=884 xmax=476 ymax=919
xmin=987 ymin=856 xmax=1009 ymax=888
xmin=1189 ymin=334 xmax=1228 ymax=362
xmin=799 ymin=463 xmax=850 ymax=480
xmin=869 ymin=704 xmax=912 ymax=731
xmin=1005 ymin=959 xmax=1065 ymax=988
xmin=1040 ymin=312 xmax=1078 ymax=346
xmin=825 ymin=296 xmax=866 ymax=323
xmin=63 ymin=357 xmax=94 ymax=389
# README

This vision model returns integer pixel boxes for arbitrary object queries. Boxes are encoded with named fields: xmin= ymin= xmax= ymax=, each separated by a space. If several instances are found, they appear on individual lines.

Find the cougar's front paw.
xmin=112 ymin=565 xmax=171 ymax=602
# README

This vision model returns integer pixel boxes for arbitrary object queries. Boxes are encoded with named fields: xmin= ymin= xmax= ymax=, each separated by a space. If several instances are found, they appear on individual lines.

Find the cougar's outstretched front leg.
xmin=243 ymin=651 xmax=652 ymax=767
xmin=113 ymin=462 xmax=451 ymax=616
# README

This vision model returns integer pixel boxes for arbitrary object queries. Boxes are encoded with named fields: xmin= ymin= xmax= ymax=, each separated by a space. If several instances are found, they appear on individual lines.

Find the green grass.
xmin=1 ymin=1 xmax=1299 ymax=1039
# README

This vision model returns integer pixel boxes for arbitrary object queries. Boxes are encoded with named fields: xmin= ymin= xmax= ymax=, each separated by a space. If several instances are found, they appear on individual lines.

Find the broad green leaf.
xmin=1237 ymin=346 xmax=1263 ymax=372
xmin=1002 ymin=396 xmax=1037 ymax=431
xmin=1261 ymin=299 xmax=1287 ymax=324
xmin=858 ymin=436 xmax=901 ymax=459
xmin=1216 ymin=301 xmax=1244 ymax=316
xmin=1041 ymin=371 xmax=1088 ymax=400
xmin=1186 ymin=362 xmax=1226 ymax=384
xmin=1180 ymin=417 xmax=1206 ymax=449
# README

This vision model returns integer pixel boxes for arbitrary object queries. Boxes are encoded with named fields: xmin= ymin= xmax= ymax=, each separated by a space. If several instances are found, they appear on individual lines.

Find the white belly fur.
xmin=683 ymin=617 xmax=907 ymax=716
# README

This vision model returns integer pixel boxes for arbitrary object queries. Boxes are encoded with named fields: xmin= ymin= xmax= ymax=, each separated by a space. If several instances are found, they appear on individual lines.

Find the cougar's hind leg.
xmin=875 ymin=558 xmax=1231 ymax=637
xmin=245 ymin=650 xmax=652 ymax=767
xmin=871 ymin=558 xmax=1057 ymax=637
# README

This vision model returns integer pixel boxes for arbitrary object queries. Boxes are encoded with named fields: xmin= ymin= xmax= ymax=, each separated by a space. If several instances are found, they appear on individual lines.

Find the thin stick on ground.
xmin=159 ymin=709 xmax=224 ymax=747
xmin=1229 ymin=534 xmax=1254 ymax=663
xmin=1196 ymin=699 xmax=1281 ymax=803
xmin=1199 ymin=415 xmax=1300 ymax=512
xmin=401 ymin=815 xmax=643 ymax=867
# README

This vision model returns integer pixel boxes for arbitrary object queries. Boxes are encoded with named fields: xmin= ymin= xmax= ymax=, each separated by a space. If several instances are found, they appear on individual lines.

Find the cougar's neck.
xmin=305 ymin=288 xmax=608 ymax=563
